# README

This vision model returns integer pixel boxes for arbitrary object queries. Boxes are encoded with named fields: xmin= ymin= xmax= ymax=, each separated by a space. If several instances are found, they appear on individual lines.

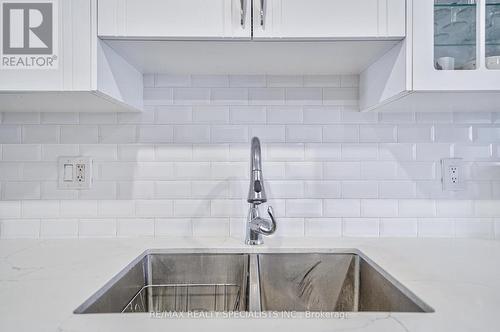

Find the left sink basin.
xmin=74 ymin=253 xmax=249 ymax=313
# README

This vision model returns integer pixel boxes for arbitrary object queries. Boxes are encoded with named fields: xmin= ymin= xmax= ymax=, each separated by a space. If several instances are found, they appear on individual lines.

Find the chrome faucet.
xmin=246 ymin=137 xmax=277 ymax=245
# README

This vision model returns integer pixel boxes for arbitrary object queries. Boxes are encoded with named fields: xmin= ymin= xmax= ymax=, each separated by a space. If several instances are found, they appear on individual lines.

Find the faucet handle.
xmin=265 ymin=206 xmax=277 ymax=234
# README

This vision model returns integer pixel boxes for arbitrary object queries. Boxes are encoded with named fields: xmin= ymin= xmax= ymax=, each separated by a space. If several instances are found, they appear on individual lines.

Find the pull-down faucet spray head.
xmin=247 ymin=137 xmax=267 ymax=204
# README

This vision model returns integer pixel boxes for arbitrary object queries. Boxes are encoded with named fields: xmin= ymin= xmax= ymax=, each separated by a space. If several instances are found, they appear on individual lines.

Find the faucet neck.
xmin=248 ymin=137 xmax=267 ymax=204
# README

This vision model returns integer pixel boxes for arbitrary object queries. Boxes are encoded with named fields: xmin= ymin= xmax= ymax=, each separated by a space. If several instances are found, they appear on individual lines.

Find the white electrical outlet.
xmin=58 ymin=157 xmax=93 ymax=189
xmin=441 ymin=158 xmax=465 ymax=191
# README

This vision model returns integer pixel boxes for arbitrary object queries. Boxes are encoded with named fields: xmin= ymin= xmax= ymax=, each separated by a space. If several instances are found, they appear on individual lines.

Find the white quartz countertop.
xmin=1 ymin=237 xmax=500 ymax=332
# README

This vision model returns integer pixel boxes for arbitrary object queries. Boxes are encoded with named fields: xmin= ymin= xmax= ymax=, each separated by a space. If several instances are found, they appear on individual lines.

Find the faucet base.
xmin=245 ymin=238 xmax=264 ymax=246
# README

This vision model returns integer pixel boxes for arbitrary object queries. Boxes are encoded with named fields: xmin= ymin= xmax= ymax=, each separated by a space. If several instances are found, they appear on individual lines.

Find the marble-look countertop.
xmin=1 ymin=237 xmax=499 ymax=332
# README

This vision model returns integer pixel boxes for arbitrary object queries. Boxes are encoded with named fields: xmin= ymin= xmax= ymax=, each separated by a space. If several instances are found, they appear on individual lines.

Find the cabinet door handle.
xmin=240 ymin=0 xmax=246 ymax=28
xmin=260 ymin=0 xmax=265 ymax=27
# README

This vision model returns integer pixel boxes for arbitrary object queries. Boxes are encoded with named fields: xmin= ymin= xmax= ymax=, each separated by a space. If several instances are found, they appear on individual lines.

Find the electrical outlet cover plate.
xmin=441 ymin=158 xmax=465 ymax=191
xmin=58 ymin=157 xmax=93 ymax=189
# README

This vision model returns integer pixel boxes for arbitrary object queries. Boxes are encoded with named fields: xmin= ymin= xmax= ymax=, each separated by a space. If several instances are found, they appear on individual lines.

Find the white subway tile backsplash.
xmin=267 ymin=106 xmax=303 ymax=124
xmin=155 ymin=74 xmax=191 ymax=87
xmin=173 ymin=125 xmax=210 ymax=143
xmin=304 ymin=181 xmax=341 ymax=198
xmin=155 ymin=106 xmax=192 ymax=124
xmin=397 ymin=125 xmax=433 ymax=142
xmin=453 ymin=144 xmax=492 ymax=160
xmin=399 ymin=200 xmax=436 ymax=217
xmin=285 ymin=199 xmax=322 ymax=218
xmin=60 ymin=200 xmax=98 ymax=218
xmin=3 ymin=144 xmax=41 ymax=161
xmin=117 ymin=218 xmax=154 ymax=237
xmin=4 ymin=182 xmax=41 ymax=200
xmin=303 ymin=107 xmax=341 ymax=124
xmin=0 ymin=126 xmax=21 ymax=143
xmin=174 ymin=200 xmax=211 ymax=217
xmin=304 ymin=75 xmax=340 ymax=87
xmin=144 ymin=88 xmax=173 ymax=105
xmin=0 ymin=201 xmax=21 ymax=218
xmin=416 ymin=112 xmax=452 ymax=124
xmin=361 ymin=200 xmax=398 ymax=217
xmin=173 ymin=88 xmax=210 ymax=105
xmin=80 ymin=144 xmax=117 ymax=161
xmin=305 ymin=144 xmax=341 ymax=161
xmin=211 ymin=88 xmax=248 ymax=105
xmin=359 ymin=125 xmax=397 ymax=143
xmin=230 ymin=106 xmax=266 ymax=124
xmin=22 ymin=125 xmax=59 ymax=143
xmin=324 ymin=199 xmax=360 ymax=217
xmin=380 ymin=219 xmax=417 ymax=237
xmin=434 ymin=126 xmax=472 ymax=143
xmin=211 ymin=125 xmax=248 ymax=143
xmin=61 ymin=126 xmax=98 ymax=143
xmin=191 ymin=75 xmax=229 ymax=87
xmin=2 ymin=113 xmax=40 ymax=124
xmin=476 ymin=127 xmax=500 ymax=142
xmin=135 ymin=200 xmax=173 ymax=217
xmin=285 ymin=88 xmax=322 ymax=105
xmin=80 ymin=113 xmax=117 ymax=124
xmin=323 ymin=88 xmax=358 ymax=106
xmin=305 ymin=218 xmax=342 ymax=237
xmin=418 ymin=219 xmax=455 ymax=238
xmin=79 ymin=219 xmax=116 ymax=238
xmin=249 ymin=125 xmax=286 ymax=143
xmin=155 ymin=181 xmax=191 ymax=199
xmin=323 ymin=125 xmax=359 ymax=142
xmin=192 ymin=218 xmax=230 ymax=237
xmin=230 ymin=75 xmax=266 ymax=87
xmin=341 ymin=181 xmax=378 ymax=198
xmin=341 ymin=144 xmax=378 ymax=160
xmin=249 ymin=88 xmax=285 ymax=105
xmin=286 ymin=126 xmax=322 ymax=143
xmin=454 ymin=112 xmax=492 ymax=124
xmin=361 ymin=161 xmax=398 ymax=179
xmin=415 ymin=143 xmax=452 ymax=161
xmin=118 ymin=110 xmax=155 ymax=124
xmin=41 ymin=219 xmax=78 ymax=238
xmin=192 ymin=106 xmax=229 ymax=124
xmin=268 ymin=75 xmax=303 ymax=87
xmin=155 ymin=218 xmax=192 ymax=237
xmin=118 ymin=145 xmax=155 ymax=161
xmin=1 ymin=76 xmax=499 ymax=240
xmin=342 ymin=218 xmax=379 ymax=237
xmin=42 ymin=144 xmax=78 ymax=161
xmin=137 ymin=125 xmax=173 ymax=143
xmin=0 ymin=219 xmax=40 ymax=239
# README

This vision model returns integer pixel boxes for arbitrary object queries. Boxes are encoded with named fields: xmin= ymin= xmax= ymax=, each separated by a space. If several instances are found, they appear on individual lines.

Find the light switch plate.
xmin=58 ymin=156 xmax=93 ymax=189
xmin=441 ymin=158 xmax=465 ymax=191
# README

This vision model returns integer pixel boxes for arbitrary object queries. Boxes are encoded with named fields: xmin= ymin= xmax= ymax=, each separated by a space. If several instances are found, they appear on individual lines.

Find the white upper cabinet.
xmin=0 ymin=0 xmax=142 ymax=112
xmin=98 ymin=0 xmax=252 ymax=39
xmin=361 ymin=0 xmax=500 ymax=112
xmin=253 ymin=0 xmax=406 ymax=39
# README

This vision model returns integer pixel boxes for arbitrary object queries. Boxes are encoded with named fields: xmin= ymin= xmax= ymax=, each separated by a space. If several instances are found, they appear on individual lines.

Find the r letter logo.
xmin=1 ymin=0 xmax=58 ymax=69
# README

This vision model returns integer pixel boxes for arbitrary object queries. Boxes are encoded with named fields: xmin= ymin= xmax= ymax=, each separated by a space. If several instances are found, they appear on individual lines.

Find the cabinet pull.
xmin=240 ymin=0 xmax=246 ymax=28
xmin=260 ymin=0 xmax=265 ymax=27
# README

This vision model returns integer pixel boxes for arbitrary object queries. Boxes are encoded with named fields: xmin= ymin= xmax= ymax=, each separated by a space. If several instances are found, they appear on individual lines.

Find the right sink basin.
xmin=257 ymin=253 xmax=433 ymax=313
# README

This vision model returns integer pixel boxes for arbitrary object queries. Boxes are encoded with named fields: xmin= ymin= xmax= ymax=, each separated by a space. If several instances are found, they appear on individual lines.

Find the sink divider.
xmin=248 ymin=254 xmax=261 ymax=312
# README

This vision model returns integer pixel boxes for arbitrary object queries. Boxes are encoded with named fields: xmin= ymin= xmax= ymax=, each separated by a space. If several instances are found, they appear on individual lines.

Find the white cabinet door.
xmin=253 ymin=0 xmax=406 ymax=39
xmin=98 ymin=0 xmax=251 ymax=39
xmin=412 ymin=0 xmax=500 ymax=91
xmin=0 ymin=0 xmax=93 ymax=91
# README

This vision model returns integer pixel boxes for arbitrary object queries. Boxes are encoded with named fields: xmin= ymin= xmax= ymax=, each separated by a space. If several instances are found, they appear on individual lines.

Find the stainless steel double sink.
xmin=74 ymin=250 xmax=433 ymax=314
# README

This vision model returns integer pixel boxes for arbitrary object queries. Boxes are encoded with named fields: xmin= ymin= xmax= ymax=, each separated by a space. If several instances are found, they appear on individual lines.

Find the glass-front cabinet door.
xmin=413 ymin=0 xmax=500 ymax=91
xmin=434 ymin=0 xmax=477 ymax=70
xmin=486 ymin=0 xmax=500 ymax=69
